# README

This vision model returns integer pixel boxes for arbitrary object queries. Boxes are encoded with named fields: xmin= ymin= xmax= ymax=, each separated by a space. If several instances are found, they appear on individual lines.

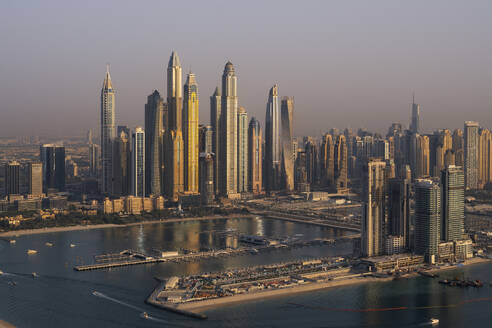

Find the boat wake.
xmin=92 ymin=291 xmax=188 ymax=326
xmin=91 ymin=291 xmax=144 ymax=312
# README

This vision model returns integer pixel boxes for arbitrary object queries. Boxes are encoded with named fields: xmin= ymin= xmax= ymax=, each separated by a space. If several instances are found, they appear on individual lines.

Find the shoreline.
xmin=0 ymin=214 xmax=254 ymax=238
xmin=174 ymin=257 xmax=491 ymax=313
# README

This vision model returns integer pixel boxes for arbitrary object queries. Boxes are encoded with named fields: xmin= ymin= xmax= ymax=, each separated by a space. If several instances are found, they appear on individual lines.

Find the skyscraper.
xmin=40 ymin=144 xmax=65 ymax=192
xmin=28 ymin=162 xmax=43 ymax=196
xmin=183 ymin=73 xmax=199 ymax=193
xmin=362 ymin=159 xmax=386 ymax=257
xmin=334 ymin=135 xmax=348 ymax=192
xmin=304 ymin=138 xmax=318 ymax=187
xmin=131 ymin=127 xmax=145 ymax=197
xmin=219 ymin=62 xmax=238 ymax=197
xmin=464 ymin=121 xmax=479 ymax=190
xmin=88 ymin=143 xmax=100 ymax=177
xmin=453 ymin=129 xmax=464 ymax=167
xmin=100 ymin=66 xmax=115 ymax=194
xmin=199 ymin=152 xmax=214 ymax=205
xmin=388 ymin=178 xmax=410 ymax=248
xmin=441 ymin=165 xmax=464 ymax=242
xmin=410 ymin=96 xmax=420 ymax=134
xmin=320 ymin=134 xmax=335 ymax=187
xmin=414 ymin=179 xmax=441 ymax=263
xmin=164 ymin=51 xmax=184 ymax=201
xmin=112 ymin=130 xmax=131 ymax=196
xmin=478 ymin=128 xmax=492 ymax=188
xmin=237 ymin=106 xmax=248 ymax=193
xmin=280 ymin=96 xmax=294 ymax=191
xmin=248 ymin=117 xmax=262 ymax=194
xmin=265 ymin=85 xmax=281 ymax=192
xmin=4 ymin=161 xmax=20 ymax=195
xmin=416 ymin=135 xmax=430 ymax=178
xmin=199 ymin=125 xmax=213 ymax=154
xmin=210 ymin=87 xmax=221 ymax=196
xmin=144 ymin=90 xmax=164 ymax=196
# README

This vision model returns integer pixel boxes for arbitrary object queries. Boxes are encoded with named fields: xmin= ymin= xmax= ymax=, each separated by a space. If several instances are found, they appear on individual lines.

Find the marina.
xmin=73 ymin=234 xmax=359 ymax=271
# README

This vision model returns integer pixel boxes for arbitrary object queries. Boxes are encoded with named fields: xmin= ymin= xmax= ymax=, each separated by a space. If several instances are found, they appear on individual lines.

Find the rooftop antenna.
xmin=106 ymin=63 xmax=110 ymax=73
xmin=412 ymin=91 xmax=415 ymax=104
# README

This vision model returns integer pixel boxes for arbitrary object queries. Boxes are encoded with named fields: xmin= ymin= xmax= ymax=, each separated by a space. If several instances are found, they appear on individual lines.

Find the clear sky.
xmin=1 ymin=0 xmax=492 ymax=138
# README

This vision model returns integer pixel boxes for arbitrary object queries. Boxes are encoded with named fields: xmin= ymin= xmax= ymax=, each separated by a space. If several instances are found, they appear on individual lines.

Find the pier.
xmin=73 ymin=235 xmax=359 ymax=272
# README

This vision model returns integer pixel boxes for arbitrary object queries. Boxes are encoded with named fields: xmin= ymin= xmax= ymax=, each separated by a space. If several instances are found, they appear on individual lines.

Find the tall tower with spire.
xmin=100 ymin=65 xmax=115 ymax=194
xmin=410 ymin=94 xmax=420 ymax=134
xmin=219 ymin=61 xmax=239 ymax=197
xmin=265 ymin=84 xmax=281 ymax=192
xmin=183 ymin=72 xmax=199 ymax=193
xmin=165 ymin=51 xmax=184 ymax=201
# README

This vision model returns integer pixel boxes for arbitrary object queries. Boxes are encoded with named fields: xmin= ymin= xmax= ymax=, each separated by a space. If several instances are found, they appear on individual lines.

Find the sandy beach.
xmin=178 ymin=275 xmax=390 ymax=312
xmin=176 ymin=257 xmax=491 ymax=312
xmin=0 ymin=214 xmax=253 ymax=238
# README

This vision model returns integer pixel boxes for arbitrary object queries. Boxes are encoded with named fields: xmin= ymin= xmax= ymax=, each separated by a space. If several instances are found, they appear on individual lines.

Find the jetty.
xmin=74 ymin=235 xmax=359 ymax=272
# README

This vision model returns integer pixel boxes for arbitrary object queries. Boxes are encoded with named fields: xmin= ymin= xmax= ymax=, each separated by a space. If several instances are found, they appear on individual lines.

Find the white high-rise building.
xmin=100 ymin=66 xmax=115 ymax=194
xmin=237 ymin=106 xmax=248 ymax=192
xmin=219 ymin=62 xmax=238 ymax=197
xmin=265 ymin=84 xmax=281 ymax=192
xmin=131 ymin=127 xmax=145 ymax=197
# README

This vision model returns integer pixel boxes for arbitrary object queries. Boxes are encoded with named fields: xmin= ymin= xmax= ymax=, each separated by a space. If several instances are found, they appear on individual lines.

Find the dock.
xmin=74 ymin=235 xmax=359 ymax=272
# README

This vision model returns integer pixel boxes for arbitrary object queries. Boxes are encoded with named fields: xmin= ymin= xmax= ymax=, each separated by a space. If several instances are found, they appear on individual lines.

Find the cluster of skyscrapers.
xmin=99 ymin=52 xmax=296 ymax=203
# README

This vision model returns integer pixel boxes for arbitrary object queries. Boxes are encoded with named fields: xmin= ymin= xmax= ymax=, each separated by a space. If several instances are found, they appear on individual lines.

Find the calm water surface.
xmin=0 ymin=217 xmax=491 ymax=327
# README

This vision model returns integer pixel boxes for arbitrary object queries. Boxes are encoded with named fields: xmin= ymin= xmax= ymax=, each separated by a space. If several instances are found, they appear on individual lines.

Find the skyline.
xmin=2 ymin=0 xmax=492 ymax=137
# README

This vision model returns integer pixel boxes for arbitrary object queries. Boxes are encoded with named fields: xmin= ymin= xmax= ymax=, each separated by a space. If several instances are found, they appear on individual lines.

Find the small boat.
xmin=0 ymin=270 xmax=3 ymax=275
xmin=70 ymin=244 xmax=76 ymax=248
xmin=141 ymin=312 xmax=149 ymax=319
xmin=8 ymin=281 xmax=16 ymax=286
xmin=45 ymin=242 xmax=53 ymax=247
xmin=27 ymin=249 xmax=37 ymax=255
xmin=32 ymin=272 xmax=39 ymax=278
xmin=430 ymin=318 xmax=439 ymax=325
xmin=9 ymin=240 xmax=16 ymax=244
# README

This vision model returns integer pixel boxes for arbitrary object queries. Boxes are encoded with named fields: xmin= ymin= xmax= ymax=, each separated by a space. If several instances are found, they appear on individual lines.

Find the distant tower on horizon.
xmin=183 ymin=72 xmax=200 ymax=194
xmin=410 ymin=94 xmax=420 ymax=134
xmin=265 ymin=84 xmax=281 ymax=192
xmin=164 ymin=51 xmax=184 ymax=201
xmin=219 ymin=61 xmax=239 ymax=197
xmin=100 ymin=66 xmax=115 ymax=194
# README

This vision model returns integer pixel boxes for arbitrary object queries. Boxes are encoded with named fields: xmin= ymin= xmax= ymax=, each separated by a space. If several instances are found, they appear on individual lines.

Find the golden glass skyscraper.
xmin=100 ymin=66 xmax=115 ymax=194
xmin=165 ymin=51 xmax=184 ymax=201
xmin=183 ymin=72 xmax=199 ymax=193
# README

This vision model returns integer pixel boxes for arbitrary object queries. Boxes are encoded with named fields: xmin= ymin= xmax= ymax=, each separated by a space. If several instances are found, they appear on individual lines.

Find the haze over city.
xmin=1 ymin=0 xmax=492 ymax=137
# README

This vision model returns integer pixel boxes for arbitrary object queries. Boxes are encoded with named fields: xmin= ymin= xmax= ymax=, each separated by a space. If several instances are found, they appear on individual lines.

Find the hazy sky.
xmin=1 ymin=0 xmax=492 ymax=138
